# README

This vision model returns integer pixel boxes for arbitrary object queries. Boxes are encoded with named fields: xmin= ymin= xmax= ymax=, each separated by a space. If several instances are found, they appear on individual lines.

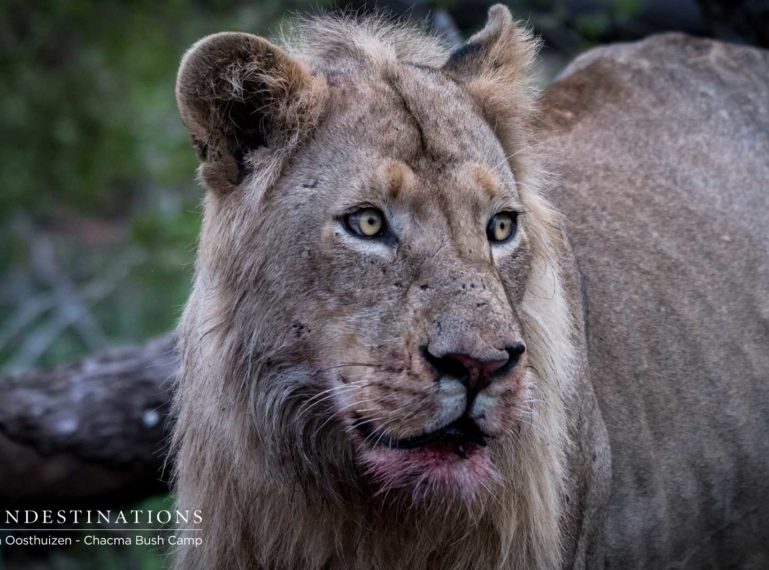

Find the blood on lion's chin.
xmin=360 ymin=445 xmax=501 ymax=506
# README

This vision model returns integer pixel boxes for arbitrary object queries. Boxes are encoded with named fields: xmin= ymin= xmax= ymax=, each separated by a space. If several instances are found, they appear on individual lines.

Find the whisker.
xmin=296 ymin=381 xmax=371 ymax=418
xmin=314 ymin=362 xmax=387 ymax=374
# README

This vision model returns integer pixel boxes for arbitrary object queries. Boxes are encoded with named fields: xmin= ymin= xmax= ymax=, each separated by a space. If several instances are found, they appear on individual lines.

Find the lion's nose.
xmin=421 ymin=343 xmax=525 ymax=392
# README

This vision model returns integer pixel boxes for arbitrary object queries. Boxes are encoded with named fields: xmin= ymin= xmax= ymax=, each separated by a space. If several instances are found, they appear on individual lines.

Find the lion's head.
xmin=174 ymin=5 xmax=576 ymax=569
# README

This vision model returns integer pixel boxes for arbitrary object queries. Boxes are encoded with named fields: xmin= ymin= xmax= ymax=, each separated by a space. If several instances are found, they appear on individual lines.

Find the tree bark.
xmin=0 ymin=335 xmax=176 ymax=506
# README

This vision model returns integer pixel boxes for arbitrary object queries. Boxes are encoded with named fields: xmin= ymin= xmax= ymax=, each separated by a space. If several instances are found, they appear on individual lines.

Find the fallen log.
xmin=0 ymin=335 xmax=176 ymax=505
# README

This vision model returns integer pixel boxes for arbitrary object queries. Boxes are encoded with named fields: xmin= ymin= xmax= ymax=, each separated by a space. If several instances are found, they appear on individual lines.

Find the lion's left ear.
xmin=442 ymin=5 xmax=539 ymax=159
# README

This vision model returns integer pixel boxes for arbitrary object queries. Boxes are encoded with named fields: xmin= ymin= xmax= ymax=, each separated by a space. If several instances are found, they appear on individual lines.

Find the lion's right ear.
xmin=441 ymin=5 xmax=539 ymax=174
xmin=176 ymin=32 xmax=328 ymax=194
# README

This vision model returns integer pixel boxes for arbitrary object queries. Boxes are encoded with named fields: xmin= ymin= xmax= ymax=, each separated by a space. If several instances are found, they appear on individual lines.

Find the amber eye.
xmin=344 ymin=208 xmax=386 ymax=238
xmin=487 ymin=212 xmax=518 ymax=244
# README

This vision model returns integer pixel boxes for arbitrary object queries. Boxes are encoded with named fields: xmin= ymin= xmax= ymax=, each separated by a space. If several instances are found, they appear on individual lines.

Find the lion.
xmin=171 ymin=5 xmax=769 ymax=569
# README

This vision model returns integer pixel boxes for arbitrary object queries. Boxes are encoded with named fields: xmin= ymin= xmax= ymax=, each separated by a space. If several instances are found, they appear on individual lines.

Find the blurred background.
xmin=0 ymin=0 xmax=766 ymax=568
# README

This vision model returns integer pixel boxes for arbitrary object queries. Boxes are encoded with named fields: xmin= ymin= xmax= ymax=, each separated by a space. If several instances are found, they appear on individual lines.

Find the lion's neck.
xmin=177 ymin=474 xmax=553 ymax=569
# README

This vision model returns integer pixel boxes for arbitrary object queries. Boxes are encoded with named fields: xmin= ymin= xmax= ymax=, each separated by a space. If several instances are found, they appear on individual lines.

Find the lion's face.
xmin=237 ymin=67 xmax=534 ymax=502
xmin=176 ymin=8 xmax=548 ymax=509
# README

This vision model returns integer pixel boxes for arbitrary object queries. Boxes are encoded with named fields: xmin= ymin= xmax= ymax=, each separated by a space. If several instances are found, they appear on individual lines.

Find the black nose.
xmin=421 ymin=343 xmax=525 ymax=392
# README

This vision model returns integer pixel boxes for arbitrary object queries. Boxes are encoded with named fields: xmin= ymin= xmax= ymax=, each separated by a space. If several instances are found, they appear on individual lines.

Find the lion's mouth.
xmin=355 ymin=416 xmax=488 ymax=455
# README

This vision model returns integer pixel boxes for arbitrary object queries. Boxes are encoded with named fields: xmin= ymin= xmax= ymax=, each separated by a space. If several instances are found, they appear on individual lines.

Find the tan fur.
xmin=173 ymin=6 xmax=577 ymax=569
xmin=540 ymin=34 xmax=769 ymax=568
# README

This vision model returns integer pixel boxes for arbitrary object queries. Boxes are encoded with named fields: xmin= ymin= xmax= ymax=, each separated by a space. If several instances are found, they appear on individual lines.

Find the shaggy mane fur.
xmin=283 ymin=12 xmax=451 ymax=68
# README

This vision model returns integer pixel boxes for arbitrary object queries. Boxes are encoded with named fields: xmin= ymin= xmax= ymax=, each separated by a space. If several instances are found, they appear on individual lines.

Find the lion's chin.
xmin=360 ymin=443 xmax=500 ymax=505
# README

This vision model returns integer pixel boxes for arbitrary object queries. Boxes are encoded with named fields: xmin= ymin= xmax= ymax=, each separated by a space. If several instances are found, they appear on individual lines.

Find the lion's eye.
xmin=487 ymin=212 xmax=518 ymax=244
xmin=344 ymin=208 xmax=386 ymax=238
